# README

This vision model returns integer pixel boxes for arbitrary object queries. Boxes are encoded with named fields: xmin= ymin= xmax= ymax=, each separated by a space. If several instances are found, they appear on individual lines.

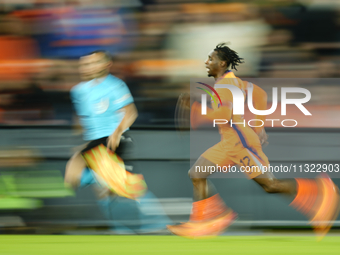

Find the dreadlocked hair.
xmin=214 ymin=42 xmax=244 ymax=71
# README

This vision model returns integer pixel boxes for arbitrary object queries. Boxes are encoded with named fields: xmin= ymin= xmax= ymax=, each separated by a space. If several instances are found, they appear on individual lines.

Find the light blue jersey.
xmin=71 ymin=74 xmax=134 ymax=141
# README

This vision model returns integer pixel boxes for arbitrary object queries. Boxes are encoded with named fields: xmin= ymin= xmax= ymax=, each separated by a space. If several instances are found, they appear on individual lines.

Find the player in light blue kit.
xmin=65 ymin=50 xmax=170 ymax=234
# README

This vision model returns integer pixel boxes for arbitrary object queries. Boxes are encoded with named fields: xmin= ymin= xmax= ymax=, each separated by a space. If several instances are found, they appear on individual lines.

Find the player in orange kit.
xmin=167 ymin=43 xmax=340 ymax=239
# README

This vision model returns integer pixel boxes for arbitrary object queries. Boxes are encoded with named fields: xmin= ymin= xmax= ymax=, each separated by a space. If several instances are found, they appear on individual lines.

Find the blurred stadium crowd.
xmin=0 ymin=0 xmax=339 ymax=127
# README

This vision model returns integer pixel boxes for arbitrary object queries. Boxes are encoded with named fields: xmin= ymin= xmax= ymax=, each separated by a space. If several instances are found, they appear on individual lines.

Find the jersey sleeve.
xmin=112 ymin=80 xmax=134 ymax=110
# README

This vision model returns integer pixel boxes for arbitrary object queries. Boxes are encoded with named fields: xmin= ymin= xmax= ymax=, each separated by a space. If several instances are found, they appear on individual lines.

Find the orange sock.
xmin=290 ymin=179 xmax=318 ymax=215
xmin=190 ymin=194 xmax=228 ymax=222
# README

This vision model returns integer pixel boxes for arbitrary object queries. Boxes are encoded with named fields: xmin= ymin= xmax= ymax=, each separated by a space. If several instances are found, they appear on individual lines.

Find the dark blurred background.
xmin=0 ymin=0 xmax=340 ymax=235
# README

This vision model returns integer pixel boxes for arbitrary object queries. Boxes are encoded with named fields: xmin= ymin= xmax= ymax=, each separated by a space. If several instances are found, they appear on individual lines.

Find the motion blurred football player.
xmin=168 ymin=43 xmax=340 ymax=239
xmin=65 ymin=50 xmax=170 ymax=233
xmin=65 ymin=50 xmax=143 ymax=197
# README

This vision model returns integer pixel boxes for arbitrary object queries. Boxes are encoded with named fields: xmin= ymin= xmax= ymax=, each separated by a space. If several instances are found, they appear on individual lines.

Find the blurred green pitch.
xmin=0 ymin=235 xmax=339 ymax=254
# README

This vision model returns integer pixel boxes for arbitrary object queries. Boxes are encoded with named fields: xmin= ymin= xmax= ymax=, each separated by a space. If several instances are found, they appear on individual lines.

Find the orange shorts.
xmin=201 ymin=129 xmax=269 ymax=179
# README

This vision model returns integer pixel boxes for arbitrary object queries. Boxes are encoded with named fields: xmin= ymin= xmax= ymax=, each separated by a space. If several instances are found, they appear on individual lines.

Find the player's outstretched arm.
xmin=107 ymin=103 xmax=138 ymax=151
xmin=191 ymin=101 xmax=232 ymax=129
xmin=190 ymin=87 xmax=233 ymax=129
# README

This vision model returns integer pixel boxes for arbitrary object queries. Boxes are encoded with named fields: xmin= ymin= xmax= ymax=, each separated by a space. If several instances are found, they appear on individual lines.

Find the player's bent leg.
xmin=189 ymin=156 xmax=218 ymax=201
xmin=253 ymin=162 xmax=339 ymax=239
xmin=291 ymin=175 xmax=340 ymax=240
xmin=167 ymin=156 xmax=237 ymax=238
xmin=64 ymin=151 xmax=87 ymax=188
xmin=253 ymin=171 xmax=296 ymax=195
xmin=189 ymin=157 xmax=231 ymax=221
xmin=238 ymin=145 xmax=340 ymax=239
xmin=235 ymin=146 xmax=296 ymax=194
xmin=254 ymin=171 xmax=339 ymax=239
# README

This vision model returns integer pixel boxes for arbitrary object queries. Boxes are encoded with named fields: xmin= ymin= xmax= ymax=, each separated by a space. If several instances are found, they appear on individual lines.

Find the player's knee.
xmin=64 ymin=159 xmax=81 ymax=188
xmin=188 ymin=167 xmax=201 ymax=179
xmin=65 ymin=151 xmax=87 ymax=188
xmin=64 ymin=170 xmax=78 ymax=189
xmin=189 ymin=166 xmax=211 ymax=179
xmin=189 ymin=168 xmax=207 ymax=188
xmin=64 ymin=174 xmax=77 ymax=189
xmin=260 ymin=180 xmax=280 ymax=193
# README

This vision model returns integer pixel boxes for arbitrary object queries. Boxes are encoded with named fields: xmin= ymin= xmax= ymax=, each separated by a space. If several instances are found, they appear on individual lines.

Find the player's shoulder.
xmin=70 ymin=81 xmax=88 ymax=96
xmin=234 ymin=77 xmax=257 ymax=92
xmin=215 ymin=75 xmax=247 ymax=98
xmin=71 ymin=81 xmax=86 ymax=90
xmin=241 ymin=80 xmax=267 ymax=97
xmin=105 ymin=74 xmax=127 ymax=88
xmin=216 ymin=76 xmax=240 ymax=87
xmin=215 ymin=77 xmax=241 ymax=92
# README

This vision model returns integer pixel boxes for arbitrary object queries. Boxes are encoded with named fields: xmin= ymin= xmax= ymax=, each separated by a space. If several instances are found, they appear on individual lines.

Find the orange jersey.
xmin=212 ymin=72 xmax=254 ymax=141
xmin=199 ymin=71 xmax=270 ymax=178
xmin=213 ymin=71 xmax=247 ymax=136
